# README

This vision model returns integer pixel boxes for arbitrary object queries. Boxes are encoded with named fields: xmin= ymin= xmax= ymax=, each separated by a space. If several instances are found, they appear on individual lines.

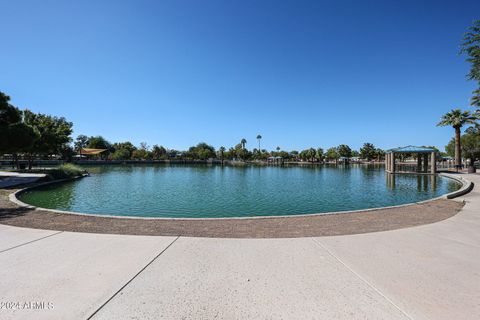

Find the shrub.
xmin=14 ymin=164 xmax=85 ymax=180
xmin=48 ymin=164 xmax=84 ymax=179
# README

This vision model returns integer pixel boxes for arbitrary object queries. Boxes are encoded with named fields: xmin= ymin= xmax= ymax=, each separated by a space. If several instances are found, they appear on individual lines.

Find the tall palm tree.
xmin=256 ymin=134 xmax=262 ymax=151
xmin=437 ymin=109 xmax=478 ymax=168
xmin=240 ymin=138 xmax=247 ymax=149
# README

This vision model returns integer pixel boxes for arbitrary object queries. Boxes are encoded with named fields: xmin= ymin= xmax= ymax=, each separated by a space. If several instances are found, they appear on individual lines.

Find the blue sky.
xmin=1 ymin=0 xmax=479 ymax=152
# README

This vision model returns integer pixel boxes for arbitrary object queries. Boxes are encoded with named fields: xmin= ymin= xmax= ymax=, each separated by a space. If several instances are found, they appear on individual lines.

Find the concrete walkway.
xmin=0 ymin=172 xmax=46 ymax=188
xmin=0 ymin=173 xmax=478 ymax=319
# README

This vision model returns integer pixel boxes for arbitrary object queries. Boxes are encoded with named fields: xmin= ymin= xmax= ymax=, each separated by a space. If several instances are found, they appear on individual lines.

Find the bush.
xmin=17 ymin=164 xmax=85 ymax=180
xmin=49 ymin=164 xmax=84 ymax=179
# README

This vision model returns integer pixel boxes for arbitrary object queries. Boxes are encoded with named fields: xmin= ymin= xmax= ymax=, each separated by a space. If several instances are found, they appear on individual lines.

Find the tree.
xmin=375 ymin=148 xmax=385 ymax=161
xmin=437 ymin=109 xmax=478 ymax=168
xmin=132 ymin=149 xmax=150 ymax=160
xmin=271 ymin=146 xmax=282 ymax=157
xmin=232 ymin=143 xmax=250 ymax=160
xmin=0 ymin=93 xmax=40 ymax=168
xmin=151 ymin=145 xmax=167 ymax=160
xmin=461 ymin=133 xmax=480 ymax=168
xmin=0 ymin=92 xmax=21 ymax=152
xmin=325 ymin=147 xmax=339 ymax=163
xmin=472 ymin=88 xmax=480 ymax=108
xmin=316 ymin=148 xmax=324 ymax=162
xmin=188 ymin=142 xmax=216 ymax=160
xmin=446 ymin=129 xmax=480 ymax=169
xmin=256 ymin=135 xmax=262 ymax=151
xmin=87 ymin=136 xmax=111 ymax=149
xmin=132 ymin=142 xmax=152 ymax=160
xmin=299 ymin=149 xmax=309 ymax=162
xmin=306 ymin=148 xmax=316 ymax=162
xmin=460 ymin=20 xmax=480 ymax=107
xmin=252 ymin=148 xmax=262 ymax=160
xmin=112 ymin=141 xmax=137 ymax=159
xmin=359 ymin=143 xmax=377 ymax=161
xmin=168 ymin=149 xmax=180 ymax=159
xmin=225 ymin=147 xmax=236 ymax=160
xmin=337 ymin=144 xmax=352 ymax=158
xmin=298 ymin=148 xmax=316 ymax=162
xmin=241 ymin=138 xmax=247 ymax=150
xmin=59 ymin=144 xmax=75 ymax=162
xmin=111 ymin=148 xmax=131 ymax=160
xmin=23 ymin=110 xmax=73 ymax=157
xmin=4 ymin=123 xmax=40 ymax=168
xmin=86 ymin=136 xmax=112 ymax=159
xmin=74 ymin=135 xmax=89 ymax=153
xmin=277 ymin=150 xmax=290 ymax=159
xmin=139 ymin=142 xmax=149 ymax=151
xmin=445 ymin=138 xmax=455 ymax=158
xmin=0 ymin=92 xmax=21 ymax=126
xmin=218 ymin=146 xmax=226 ymax=164
xmin=290 ymin=150 xmax=299 ymax=160
xmin=254 ymin=148 xmax=268 ymax=160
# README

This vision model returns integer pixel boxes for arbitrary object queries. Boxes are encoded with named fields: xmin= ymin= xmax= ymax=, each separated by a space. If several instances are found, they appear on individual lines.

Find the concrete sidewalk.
xmin=0 ymin=174 xmax=478 ymax=319
xmin=0 ymin=171 xmax=46 ymax=188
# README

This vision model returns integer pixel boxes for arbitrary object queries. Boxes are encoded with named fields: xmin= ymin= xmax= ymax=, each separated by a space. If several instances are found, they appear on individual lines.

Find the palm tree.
xmin=437 ymin=109 xmax=478 ymax=168
xmin=471 ymin=88 xmax=480 ymax=109
xmin=256 ymin=134 xmax=262 ymax=151
xmin=308 ymin=147 xmax=316 ymax=163
xmin=273 ymin=146 xmax=280 ymax=157
xmin=219 ymin=146 xmax=226 ymax=165
xmin=241 ymin=138 xmax=247 ymax=149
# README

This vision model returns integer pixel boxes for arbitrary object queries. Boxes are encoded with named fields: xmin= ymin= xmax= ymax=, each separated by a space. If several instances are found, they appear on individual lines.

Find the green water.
xmin=19 ymin=164 xmax=461 ymax=218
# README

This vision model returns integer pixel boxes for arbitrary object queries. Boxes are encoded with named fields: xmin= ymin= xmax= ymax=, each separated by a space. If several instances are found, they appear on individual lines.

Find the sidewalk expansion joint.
xmin=311 ymin=238 xmax=414 ymax=320
xmin=0 ymin=230 xmax=64 ymax=254
xmin=87 ymin=235 xmax=181 ymax=320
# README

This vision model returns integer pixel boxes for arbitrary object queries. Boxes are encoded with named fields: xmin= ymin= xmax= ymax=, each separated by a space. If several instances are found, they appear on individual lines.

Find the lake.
xmin=18 ymin=164 xmax=461 ymax=218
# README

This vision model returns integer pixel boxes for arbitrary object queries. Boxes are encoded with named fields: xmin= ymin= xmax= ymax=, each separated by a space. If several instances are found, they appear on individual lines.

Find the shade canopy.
xmin=80 ymin=148 xmax=107 ymax=155
xmin=386 ymin=145 xmax=437 ymax=154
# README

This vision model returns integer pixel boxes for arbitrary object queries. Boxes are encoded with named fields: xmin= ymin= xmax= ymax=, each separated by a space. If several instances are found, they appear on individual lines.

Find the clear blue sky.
xmin=1 ymin=0 xmax=479 ymax=152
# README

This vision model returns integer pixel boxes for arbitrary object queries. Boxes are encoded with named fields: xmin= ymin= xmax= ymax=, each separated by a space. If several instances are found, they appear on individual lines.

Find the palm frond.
xmin=437 ymin=109 xmax=478 ymax=128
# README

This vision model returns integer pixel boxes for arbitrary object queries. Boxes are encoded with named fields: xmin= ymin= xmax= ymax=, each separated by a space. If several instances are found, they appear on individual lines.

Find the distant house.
xmin=338 ymin=157 xmax=349 ymax=164
xmin=267 ymin=156 xmax=283 ymax=165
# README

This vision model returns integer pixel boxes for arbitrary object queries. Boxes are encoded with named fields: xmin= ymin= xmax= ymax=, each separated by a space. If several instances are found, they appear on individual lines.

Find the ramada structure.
xmin=385 ymin=146 xmax=437 ymax=174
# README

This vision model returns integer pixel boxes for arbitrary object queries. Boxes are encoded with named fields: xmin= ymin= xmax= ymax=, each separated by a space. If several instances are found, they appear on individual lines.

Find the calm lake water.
xmin=19 ymin=164 xmax=461 ymax=218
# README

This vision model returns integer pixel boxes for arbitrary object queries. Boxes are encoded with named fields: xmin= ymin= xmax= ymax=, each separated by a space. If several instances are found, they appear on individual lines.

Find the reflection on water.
xmin=19 ymin=164 xmax=461 ymax=218
xmin=386 ymin=173 xmax=396 ymax=189
xmin=387 ymin=174 xmax=439 ymax=193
